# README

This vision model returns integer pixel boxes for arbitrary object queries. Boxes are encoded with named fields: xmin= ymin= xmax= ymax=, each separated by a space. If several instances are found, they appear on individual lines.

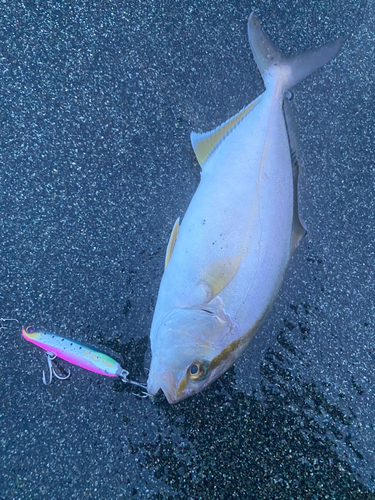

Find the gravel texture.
xmin=1 ymin=0 xmax=374 ymax=498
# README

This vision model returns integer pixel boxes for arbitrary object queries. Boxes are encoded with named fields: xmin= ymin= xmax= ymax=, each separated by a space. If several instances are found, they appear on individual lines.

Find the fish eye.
xmin=190 ymin=364 xmax=199 ymax=375
xmin=188 ymin=361 xmax=207 ymax=380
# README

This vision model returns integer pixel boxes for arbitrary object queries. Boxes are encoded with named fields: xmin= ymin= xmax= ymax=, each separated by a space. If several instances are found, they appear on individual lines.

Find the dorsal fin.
xmin=190 ymin=98 xmax=259 ymax=168
xmin=165 ymin=218 xmax=180 ymax=269
xmin=283 ymin=98 xmax=307 ymax=252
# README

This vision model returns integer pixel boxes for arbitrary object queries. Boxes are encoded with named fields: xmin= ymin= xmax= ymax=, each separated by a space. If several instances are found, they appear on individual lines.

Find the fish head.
xmin=147 ymin=305 xmax=241 ymax=403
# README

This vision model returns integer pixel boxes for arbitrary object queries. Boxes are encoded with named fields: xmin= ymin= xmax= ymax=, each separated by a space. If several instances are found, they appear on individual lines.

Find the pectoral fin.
xmin=199 ymin=255 xmax=241 ymax=302
xmin=165 ymin=218 xmax=180 ymax=269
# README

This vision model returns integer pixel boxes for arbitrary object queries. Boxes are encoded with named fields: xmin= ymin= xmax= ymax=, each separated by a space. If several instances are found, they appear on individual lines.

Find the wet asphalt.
xmin=1 ymin=0 xmax=374 ymax=498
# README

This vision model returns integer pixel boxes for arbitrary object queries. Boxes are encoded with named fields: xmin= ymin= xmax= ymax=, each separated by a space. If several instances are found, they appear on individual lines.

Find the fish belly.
xmin=154 ymin=89 xmax=294 ymax=339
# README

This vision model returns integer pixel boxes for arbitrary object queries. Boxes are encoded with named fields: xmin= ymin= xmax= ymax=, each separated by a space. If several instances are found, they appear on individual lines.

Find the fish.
xmin=147 ymin=12 xmax=341 ymax=404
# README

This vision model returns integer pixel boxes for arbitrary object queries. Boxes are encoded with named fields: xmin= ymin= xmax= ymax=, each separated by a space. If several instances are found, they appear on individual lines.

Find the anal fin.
xmin=283 ymin=98 xmax=307 ymax=252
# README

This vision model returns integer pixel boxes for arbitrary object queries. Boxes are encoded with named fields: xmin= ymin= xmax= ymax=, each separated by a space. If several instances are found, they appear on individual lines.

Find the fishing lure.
xmin=22 ymin=325 xmax=147 ymax=393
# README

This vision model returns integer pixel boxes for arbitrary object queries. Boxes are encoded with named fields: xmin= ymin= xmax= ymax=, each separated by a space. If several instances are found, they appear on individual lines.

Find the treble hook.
xmin=118 ymin=369 xmax=153 ymax=399
xmin=0 ymin=318 xmax=19 ymax=331
xmin=42 ymin=351 xmax=71 ymax=385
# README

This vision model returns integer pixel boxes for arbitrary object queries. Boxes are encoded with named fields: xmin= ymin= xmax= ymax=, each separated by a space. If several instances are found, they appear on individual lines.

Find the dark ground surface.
xmin=1 ymin=0 xmax=374 ymax=498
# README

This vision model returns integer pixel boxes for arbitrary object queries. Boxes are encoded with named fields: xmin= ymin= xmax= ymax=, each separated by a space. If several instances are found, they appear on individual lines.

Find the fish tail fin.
xmin=247 ymin=12 xmax=342 ymax=90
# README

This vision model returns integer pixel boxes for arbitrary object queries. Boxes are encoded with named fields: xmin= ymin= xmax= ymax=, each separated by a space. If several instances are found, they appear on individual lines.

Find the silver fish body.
xmin=147 ymin=13 xmax=341 ymax=403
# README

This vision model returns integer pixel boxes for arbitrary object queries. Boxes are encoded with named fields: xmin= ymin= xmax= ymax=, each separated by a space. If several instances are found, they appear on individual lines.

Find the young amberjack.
xmin=147 ymin=12 xmax=341 ymax=403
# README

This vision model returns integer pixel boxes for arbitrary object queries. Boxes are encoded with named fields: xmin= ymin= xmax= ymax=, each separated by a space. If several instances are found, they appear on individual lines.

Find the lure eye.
xmin=188 ymin=361 xmax=207 ymax=380
xmin=25 ymin=326 xmax=36 ymax=334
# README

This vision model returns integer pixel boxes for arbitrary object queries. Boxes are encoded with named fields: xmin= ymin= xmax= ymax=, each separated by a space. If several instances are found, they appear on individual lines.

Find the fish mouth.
xmin=163 ymin=386 xmax=183 ymax=405
xmin=147 ymin=369 xmax=188 ymax=404
xmin=159 ymin=371 xmax=180 ymax=404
